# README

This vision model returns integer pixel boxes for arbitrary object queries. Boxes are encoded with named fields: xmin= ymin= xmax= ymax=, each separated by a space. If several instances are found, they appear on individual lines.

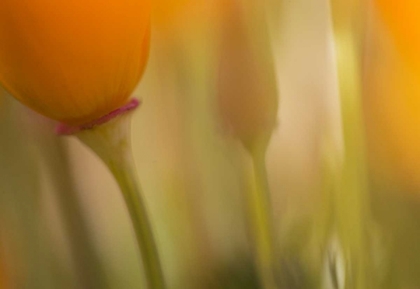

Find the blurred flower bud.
xmin=216 ymin=0 xmax=279 ymax=154
xmin=0 ymin=0 xmax=151 ymax=125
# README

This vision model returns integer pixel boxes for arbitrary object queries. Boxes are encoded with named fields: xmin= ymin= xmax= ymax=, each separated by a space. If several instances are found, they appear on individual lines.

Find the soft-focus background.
xmin=1 ymin=0 xmax=420 ymax=288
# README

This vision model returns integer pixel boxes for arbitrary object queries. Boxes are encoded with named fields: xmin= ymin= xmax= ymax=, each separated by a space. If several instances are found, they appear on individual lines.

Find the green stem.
xmin=329 ymin=1 xmax=373 ymax=288
xmin=247 ymin=151 xmax=277 ymax=289
xmin=109 ymin=157 xmax=166 ymax=289
xmin=75 ymin=111 xmax=166 ymax=289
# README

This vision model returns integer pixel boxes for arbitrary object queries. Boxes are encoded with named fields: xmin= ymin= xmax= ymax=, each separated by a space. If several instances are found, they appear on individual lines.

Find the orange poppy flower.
xmin=374 ymin=0 xmax=420 ymax=71
xmin=0 ymin=0 xmax=151 ymax=125
xmin=366 ymin=1 xmax=420 ymax=190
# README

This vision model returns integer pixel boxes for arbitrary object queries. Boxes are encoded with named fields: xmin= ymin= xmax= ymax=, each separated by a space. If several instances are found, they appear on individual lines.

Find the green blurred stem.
xmin=247 ymin=151 xmax=277 ymax=289
xmin=0 ymin=100 xmax=57 ymax=289
xmin=76 ymin=112 xmax=166 ymax=289
xmin=110 ymin=155 xmax=166 ymax=289
xmin=46 ymin=138 xmax=110 ymax=289
xmin=330 ymin=3 xmax=373 ymax=287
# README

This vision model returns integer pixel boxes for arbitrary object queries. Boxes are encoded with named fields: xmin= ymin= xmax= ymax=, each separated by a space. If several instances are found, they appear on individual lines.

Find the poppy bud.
xmin=216 ymin=0 xmax=279 ymax=153
xmin=0 ymin=0 xmax=151 ymax=125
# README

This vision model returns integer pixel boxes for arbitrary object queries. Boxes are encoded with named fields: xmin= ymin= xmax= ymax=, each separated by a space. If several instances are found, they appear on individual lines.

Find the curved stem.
xmin=109 ymin=157 xmax=166 ymax=289
xmin=74 ymin=108 xmax=166 ymax=289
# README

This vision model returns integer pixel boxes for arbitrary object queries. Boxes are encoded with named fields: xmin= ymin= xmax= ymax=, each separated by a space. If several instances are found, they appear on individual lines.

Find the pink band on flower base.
xmin=56 ymin=98 xmax=140 ymax=135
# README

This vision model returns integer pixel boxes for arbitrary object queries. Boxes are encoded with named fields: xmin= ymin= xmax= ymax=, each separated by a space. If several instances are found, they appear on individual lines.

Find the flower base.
xmin=56 ymin=98 xmax=140 ymax=135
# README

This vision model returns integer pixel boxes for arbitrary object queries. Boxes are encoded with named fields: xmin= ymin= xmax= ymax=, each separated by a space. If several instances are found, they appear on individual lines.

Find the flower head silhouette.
xmin=0 ymin=0 xmax=151 ymax=125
